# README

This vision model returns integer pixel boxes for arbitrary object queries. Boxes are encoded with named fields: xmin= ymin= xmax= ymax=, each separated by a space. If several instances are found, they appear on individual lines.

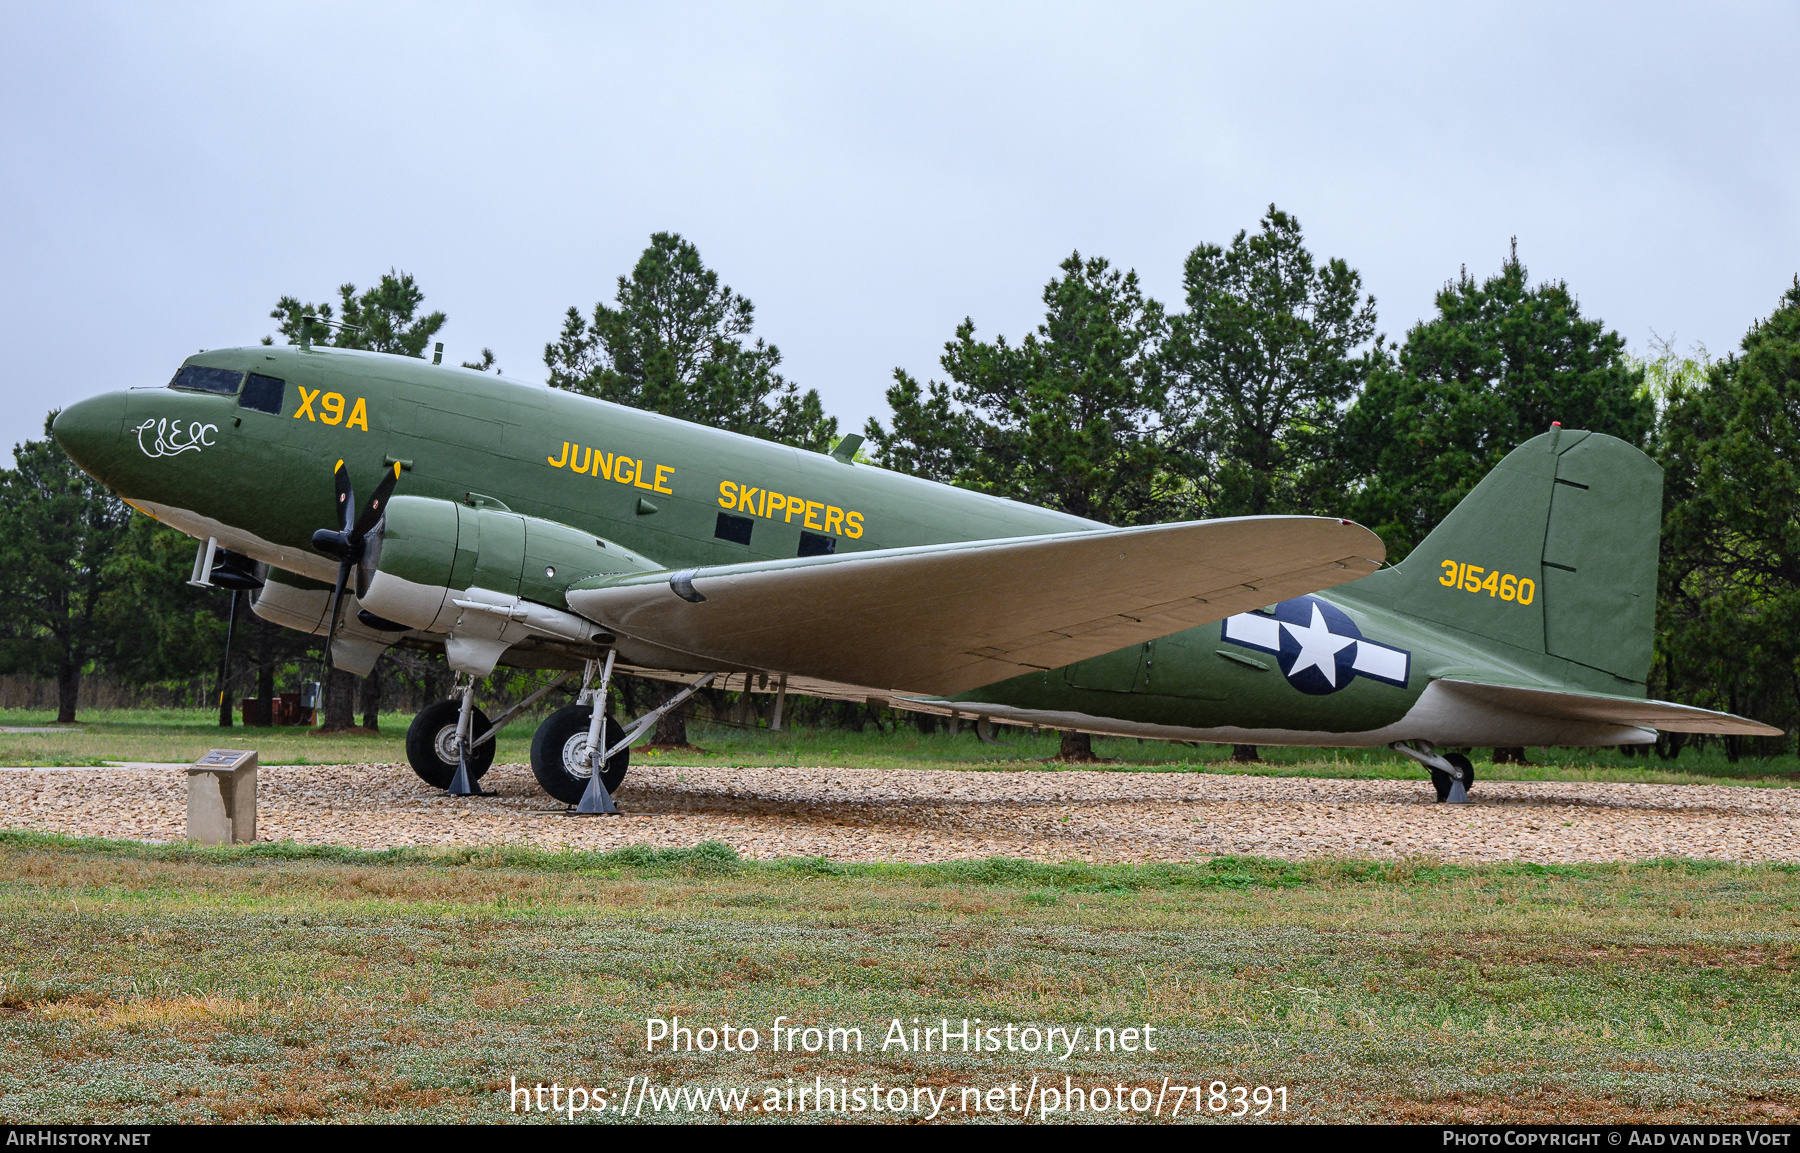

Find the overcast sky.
xmin=3 ymin=2 xmax=1796 ymax=462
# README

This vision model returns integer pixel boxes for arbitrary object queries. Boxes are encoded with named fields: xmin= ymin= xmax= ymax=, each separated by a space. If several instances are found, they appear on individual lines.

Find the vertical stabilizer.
xmin=1356 ymin=429 xmax=1662 ymax=687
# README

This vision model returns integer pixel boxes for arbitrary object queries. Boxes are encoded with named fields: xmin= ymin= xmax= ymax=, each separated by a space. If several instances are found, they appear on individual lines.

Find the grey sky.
xmin=3 ymin=3 xmax=1796 ymax=463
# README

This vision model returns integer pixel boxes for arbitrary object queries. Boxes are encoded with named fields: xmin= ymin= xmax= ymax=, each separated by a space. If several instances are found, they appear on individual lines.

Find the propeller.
xmin=311 ymin=459 xmax=402 ymax=671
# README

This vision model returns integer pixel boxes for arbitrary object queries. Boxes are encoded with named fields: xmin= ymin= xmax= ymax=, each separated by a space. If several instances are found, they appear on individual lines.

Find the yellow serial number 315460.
xmin=1440 ymin=561 xmax=1536 ymax=604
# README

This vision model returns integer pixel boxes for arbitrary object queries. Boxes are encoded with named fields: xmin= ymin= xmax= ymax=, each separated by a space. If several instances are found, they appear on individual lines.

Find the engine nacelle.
xmin=250 ymin=568 xmax=396 ymax=676
xmin=358 ymin=496 xmax=663 ymax=669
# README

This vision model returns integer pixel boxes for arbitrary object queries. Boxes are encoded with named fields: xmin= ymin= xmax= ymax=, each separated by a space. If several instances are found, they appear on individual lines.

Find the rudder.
xmin=1538 ymin=432 xmax=1661 ymax=683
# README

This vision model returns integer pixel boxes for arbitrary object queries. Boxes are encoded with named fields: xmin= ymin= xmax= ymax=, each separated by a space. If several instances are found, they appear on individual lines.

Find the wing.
xmin=566 ymin=516 xmax=1383 ymax=695
xmin=1436 ymin=679 xmax=1783 ymax=737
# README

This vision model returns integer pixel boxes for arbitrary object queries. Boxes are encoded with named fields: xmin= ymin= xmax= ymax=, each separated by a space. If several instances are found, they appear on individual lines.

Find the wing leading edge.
xmin=565 ymin=516 xmax=1384 ymax=696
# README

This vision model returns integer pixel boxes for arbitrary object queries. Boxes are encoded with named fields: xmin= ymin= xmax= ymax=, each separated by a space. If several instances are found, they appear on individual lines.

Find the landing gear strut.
xmin=530 ymin=660 xmax=717 ymax=813
xmin=405 ymin=691 xmax=494 ymax=789
xmin=529 ymin=651 xmax=629 ymax=811
xmin=575 ymin=651 xmax=619 ymax=814
xmin=446 ymin=679 xmax=487 ymax=796
xmin=1392 ymin=741 xmax=1474 ymax=804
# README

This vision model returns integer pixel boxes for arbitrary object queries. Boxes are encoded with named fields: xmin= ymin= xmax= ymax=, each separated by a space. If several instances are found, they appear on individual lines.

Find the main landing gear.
xmin=531 ymin=650 xmax=628 ymax=810
xmin=405 ymin=669 xmax=576 ymax=795
xmin=1391 ymin=741 xmax=1475 ymax=804
xmin=531 ymin=706 xmax=629 ymax=806
xmin=404 ymin=658 xmax=721 ymax=810
xmin=528 ymin=654 xmax=718 ymax=813
xmin=405 ymin=696 xmax=495 ymax=789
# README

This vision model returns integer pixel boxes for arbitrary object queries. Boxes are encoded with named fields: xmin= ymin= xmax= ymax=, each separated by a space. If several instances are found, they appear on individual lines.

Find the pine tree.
xmin=1341 ymin=241 xmax=1652 ymax=560
xmin=1657 ymin=279 xmax=1800 ymax=756
xmin=545 ymin=232 xmax=836 ymax=452
xmin=265 ymin=269 xmax=447 ymax=358
xmin=866 ymin=251 xmax=1167 ymax=525
xmin=0 ymin=416 xmax=133 ymax=721
xmin=1160 ymin=204 xmax=1380 ymax=520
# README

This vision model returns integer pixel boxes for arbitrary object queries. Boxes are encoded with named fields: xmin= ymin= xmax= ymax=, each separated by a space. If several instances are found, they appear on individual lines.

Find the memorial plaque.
xmin=186 ymin=749 xmax=258 ymax=845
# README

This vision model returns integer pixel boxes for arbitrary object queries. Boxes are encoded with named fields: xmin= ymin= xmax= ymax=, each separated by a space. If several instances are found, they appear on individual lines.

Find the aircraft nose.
xmin=51 ymin=393 xmax=128 ymax=477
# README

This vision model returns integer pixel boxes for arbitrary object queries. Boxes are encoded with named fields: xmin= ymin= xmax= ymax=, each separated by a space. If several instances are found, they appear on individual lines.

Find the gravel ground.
xmin=3 ymin=761 xmax=1798 ymax=864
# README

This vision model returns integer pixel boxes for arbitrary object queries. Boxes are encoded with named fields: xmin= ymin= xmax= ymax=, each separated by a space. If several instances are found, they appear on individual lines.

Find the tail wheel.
xmin=404 ymin=699 xmax=496 ymax=789
xmin=530 ymin=704 xmax=630 ymax=805
xmin=1430 ymin=752 xmax=1475 ymax=802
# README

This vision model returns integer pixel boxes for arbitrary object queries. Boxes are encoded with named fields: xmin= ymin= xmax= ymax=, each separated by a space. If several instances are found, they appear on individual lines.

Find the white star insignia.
xmin=1281 ymin=602 xmax=1356 ymax=687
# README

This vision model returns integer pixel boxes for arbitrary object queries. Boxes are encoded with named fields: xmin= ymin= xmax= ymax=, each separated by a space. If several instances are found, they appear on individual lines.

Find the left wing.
xmin=566 ymin=515 xmax=1383 ymax=695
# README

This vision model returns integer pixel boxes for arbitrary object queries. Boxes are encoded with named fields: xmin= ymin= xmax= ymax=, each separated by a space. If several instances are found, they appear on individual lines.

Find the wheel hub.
xmin=433 ymin=724 xmax=463 ymax=766
xmin=560 ymin=732 xmax=595 ymax=779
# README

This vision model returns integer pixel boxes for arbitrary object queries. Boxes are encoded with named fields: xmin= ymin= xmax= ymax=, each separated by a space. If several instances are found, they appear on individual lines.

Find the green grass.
xmin=0 ymin=832 xmax=1796 ymax=1123
xmin=0 ymin=707 xmax=538 ymax=769
xmin=0 ymin=707 xmax=1794 ymax=789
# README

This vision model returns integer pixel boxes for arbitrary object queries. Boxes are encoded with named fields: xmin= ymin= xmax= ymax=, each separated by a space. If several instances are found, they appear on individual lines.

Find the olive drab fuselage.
xmin=51 ymin=343 xmax=1688 ymax=749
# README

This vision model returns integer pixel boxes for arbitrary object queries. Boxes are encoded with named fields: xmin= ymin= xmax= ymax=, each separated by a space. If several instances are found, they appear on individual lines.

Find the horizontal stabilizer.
xmin=1437 ymin=679 xmax=1783 ymax=737
xmin=566 ymin=516 xmax=1383 ymax=695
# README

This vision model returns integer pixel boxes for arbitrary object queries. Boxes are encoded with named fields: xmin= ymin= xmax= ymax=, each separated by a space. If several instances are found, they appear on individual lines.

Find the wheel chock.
xmin=1446 ymin=777 xmax=1471 ymax=804
xmin=573 ymin=767 xmax=619 ymax=816
xmin=446 ymin=749 xmax=489 ymax=797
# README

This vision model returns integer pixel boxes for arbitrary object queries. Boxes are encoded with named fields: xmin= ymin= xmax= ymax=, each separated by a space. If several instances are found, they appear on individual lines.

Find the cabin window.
xmin=167 ymin=365 xmax=243 ymax=395
xmin=714 ymin=512 xmax=754 ymax=546
xmin=239 ymin=373 xmax=285 ymax=414
xmin=797 ymin=531 xmax=836 ymax=557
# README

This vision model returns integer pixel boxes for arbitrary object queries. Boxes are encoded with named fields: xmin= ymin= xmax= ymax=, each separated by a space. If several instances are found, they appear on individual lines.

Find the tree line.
xmin=2 ymin=218 xmax=1795 ymax=760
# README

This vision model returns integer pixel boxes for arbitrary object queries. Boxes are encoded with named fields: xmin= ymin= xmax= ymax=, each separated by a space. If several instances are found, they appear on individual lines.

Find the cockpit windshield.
xmin=168 ymin=365 xmax=243 ymax=395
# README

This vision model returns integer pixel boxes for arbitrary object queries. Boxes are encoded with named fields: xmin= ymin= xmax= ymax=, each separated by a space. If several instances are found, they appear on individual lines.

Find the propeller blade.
xmin=315 ymin=460 xmax=400 ymax=562
xmin=322 ymin=558 xmax=352 ymax=674
xmin=352 ymin=461 xmax=402 ymax=540
xmin=333 ymin=458 xmax=355 ymax=534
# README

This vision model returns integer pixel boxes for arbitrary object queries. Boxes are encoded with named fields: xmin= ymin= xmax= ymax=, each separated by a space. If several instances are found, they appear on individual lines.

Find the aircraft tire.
xmin=1430 ymin=753 xmax=1476 ymax=802
xmin=530 ymin=705 xmax=630 ymax=804
xmin=405 ymin=699 xmax=497 ymax=789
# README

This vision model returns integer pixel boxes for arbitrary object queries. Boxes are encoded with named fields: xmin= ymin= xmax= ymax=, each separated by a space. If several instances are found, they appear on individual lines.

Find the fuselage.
xmin=58 ymin=345 xmax=1095 ymax=584
xmin=51 ymin=345 xmax=1653 ymax=749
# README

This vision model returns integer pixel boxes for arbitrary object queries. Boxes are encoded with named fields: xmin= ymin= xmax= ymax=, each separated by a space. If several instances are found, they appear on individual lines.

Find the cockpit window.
xmin=239 ymin=373 xmax=285 ymax=414
xmin=168 ymin=365 xmax=243 ymax=395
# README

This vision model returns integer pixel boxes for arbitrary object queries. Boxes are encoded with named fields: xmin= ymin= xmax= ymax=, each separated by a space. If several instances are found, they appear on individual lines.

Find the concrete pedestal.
xmin=186 ymin=748 xmax=257 ymax=845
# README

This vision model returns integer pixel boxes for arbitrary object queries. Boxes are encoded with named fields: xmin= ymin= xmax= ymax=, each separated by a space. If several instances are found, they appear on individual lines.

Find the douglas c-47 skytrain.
xmin=51 ymin=336 xmax=1779 ymax=811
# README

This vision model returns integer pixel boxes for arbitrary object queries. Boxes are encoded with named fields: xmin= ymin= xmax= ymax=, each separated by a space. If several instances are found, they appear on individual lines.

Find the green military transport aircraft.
xmin=51 ymin=339 xmax=1778 ymax=811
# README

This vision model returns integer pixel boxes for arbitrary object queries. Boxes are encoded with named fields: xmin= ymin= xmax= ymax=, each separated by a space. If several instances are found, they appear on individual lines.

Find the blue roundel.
xmin=1219 ymin=594 xmax=1411 ymax=697
xmin=1269 ymin=596 xmax=1363 ymax=696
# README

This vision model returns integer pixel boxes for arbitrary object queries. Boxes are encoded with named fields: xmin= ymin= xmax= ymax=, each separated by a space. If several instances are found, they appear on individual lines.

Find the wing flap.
xmin=1437 ymin=679 xmax=1783 ymax=737
xmin=567 ymin=515 xmax=1383 ymax=695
